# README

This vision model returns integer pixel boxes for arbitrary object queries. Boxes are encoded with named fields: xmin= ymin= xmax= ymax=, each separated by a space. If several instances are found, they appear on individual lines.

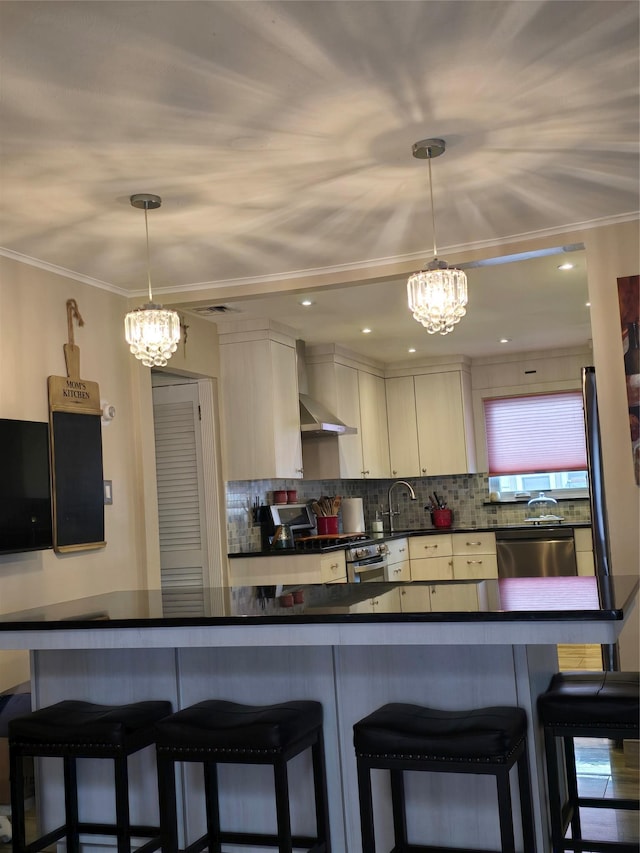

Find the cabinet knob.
xmin=466 ymin=541 xmax=482 ymax=546
xmin=466 ymin=559 xmax=483 ymax=564
xmin=392 ymin=469 xmax=397 ymax=475
xmin=421 ymin=468 xmax=427 ymax=474
xmin=362 ymin=469 xmax=370 ymax=476
xmin=296 ymin=468 xmax=304 ymax=475
xmin=424 ymin=544 xmax=438 ymax=550
xmin=330 ymin=563 xmax=339 ymax=571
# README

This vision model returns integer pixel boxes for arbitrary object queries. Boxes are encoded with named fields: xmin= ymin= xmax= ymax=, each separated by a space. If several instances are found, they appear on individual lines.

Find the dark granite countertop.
xmin=229 ymin=522 xmax=592 ymax=558
xmin=0 ymin=574 xmax=634 ymax=631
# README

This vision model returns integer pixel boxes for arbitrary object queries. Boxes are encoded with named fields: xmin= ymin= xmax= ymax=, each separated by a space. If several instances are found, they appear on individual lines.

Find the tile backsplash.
xmin=226 ymin=474 xmax=591 ymax=553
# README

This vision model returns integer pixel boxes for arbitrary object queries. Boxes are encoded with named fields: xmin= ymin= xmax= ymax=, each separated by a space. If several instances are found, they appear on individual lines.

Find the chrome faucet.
xmin=386 ymin=480 xmax=417 ymax=534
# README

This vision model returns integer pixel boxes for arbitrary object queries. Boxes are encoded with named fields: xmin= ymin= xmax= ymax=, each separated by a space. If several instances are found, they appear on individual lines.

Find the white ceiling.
xmin=0 ymin=1 xmax=637 ymax=363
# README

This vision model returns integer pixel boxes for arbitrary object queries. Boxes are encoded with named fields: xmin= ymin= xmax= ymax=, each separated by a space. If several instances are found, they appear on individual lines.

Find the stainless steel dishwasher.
xmin=496 ymin=527 xmax=578 ymax=578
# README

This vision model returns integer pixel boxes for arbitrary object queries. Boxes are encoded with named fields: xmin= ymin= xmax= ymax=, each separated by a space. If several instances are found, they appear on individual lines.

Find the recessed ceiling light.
xmin=300 ymin=299 xmax=313 ymax=307
xmin=499 ymin=338 xmax=511 ymax=344
xmin=408 ymin=347 xmax=416 ymax=353
xmin=362 ymin=328 xmax=372 ymax=334
xmin=557 ymin=262 xmax=574 ymax=270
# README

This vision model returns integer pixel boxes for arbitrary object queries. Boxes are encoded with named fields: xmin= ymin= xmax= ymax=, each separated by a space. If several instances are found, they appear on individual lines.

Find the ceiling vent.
xmin=191 ymin=305 xmax=240 ymax=316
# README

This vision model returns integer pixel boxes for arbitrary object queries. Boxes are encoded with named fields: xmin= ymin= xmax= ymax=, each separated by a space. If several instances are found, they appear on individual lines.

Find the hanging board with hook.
xmin=47 ymin=300 xmax=106 ymax=553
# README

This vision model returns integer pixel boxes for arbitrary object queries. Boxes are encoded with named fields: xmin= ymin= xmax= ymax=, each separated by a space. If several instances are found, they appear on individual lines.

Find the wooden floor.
xmin=1 ymin=645 xmax=637 ymax=850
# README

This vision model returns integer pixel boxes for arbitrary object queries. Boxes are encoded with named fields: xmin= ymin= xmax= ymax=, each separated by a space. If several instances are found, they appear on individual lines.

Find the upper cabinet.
xmin=387 ymin=360 xmax=477 ymax=477
xmin=218 ymin=320 xmax=303 ymax=481
xmin=302 ymin=345 xmax=390 ymax=479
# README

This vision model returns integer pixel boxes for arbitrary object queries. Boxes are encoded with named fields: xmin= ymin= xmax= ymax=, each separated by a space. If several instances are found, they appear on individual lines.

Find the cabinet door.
xmin=399 ymin=584 xmax=431 ymax=612
xmin=408 ymin=534 xmax=453 ymax=561
xmin=414 ymin=372 xmax=474 ymax=475
xmin=386 ymin=376 xmax=420 ymax=477
xmin=320 ymin=551 xmax=347 ymax=583
xmin=219 ymin=338 xmax=302 ymax=480
xmin=358 ymin=371 xmax=390 ymax=478
xmin=369 ymin=588 xmax=401 ymax=612
xmin=452 ymin=555 xmax=498 ymax=579
xmin=410 ymin=557 xmax=454 ymax=581
xmin=429 ymin=582 xmax=481 ymax=612
xmin=335 ymin=364 xmax=363 ymax=479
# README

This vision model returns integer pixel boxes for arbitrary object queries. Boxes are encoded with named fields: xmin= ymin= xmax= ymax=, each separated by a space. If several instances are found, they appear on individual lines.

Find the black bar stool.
xmin=9 ymin=699 xmax=172 ymax=853
xmin=353 ymin=702 xmax=535 ymax=853
xmin=538 ymin=671 xmax=639 ymax=853
xmin=154 ymin=699 xmax=331 ymax=852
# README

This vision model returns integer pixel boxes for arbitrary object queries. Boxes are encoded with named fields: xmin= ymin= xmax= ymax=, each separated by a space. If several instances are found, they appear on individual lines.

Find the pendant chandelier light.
xmin=407 ymin=139 xmax=468 ymax=335
xmin=124 ymin=193 xmax=181 ymax=367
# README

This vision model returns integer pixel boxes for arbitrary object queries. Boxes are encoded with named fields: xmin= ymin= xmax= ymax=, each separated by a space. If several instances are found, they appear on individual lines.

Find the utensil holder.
xmin=432 ymin=508 xmax=452 ymax=529
xmin=316 ymin=516 xmax=339 ymax=535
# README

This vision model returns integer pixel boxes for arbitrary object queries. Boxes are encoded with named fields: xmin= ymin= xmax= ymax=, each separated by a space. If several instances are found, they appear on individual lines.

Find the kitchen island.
xmin=0 ymin=574 xmax=636 ymax=853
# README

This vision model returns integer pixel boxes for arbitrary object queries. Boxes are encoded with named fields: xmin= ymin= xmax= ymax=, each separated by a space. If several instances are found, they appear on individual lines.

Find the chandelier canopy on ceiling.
xmin=407 ymin=139 xmax=468 ymax=336
xmin=124 ymin=194 xmax=181 ymax=367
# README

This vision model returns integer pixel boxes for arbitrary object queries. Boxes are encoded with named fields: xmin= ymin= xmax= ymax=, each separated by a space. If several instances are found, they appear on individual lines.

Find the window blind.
xmin=484 ymin=391 xmax=587 ymax=475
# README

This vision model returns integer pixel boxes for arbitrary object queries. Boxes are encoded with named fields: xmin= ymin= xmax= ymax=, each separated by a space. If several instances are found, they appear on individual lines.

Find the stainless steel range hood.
xmin=297 ymin=340 xmax=357 ymax=438
xmin=299 ymin=393 xmax=357 ymax=437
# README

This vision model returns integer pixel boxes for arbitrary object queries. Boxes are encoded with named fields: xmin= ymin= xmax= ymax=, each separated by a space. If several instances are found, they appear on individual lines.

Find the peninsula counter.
xmin=0 ymin=574 xmax=636 ymax=853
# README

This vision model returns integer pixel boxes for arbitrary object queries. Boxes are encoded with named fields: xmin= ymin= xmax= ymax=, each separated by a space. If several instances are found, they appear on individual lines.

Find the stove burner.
xmin=295 ymin=533 xmax=370 ymax=551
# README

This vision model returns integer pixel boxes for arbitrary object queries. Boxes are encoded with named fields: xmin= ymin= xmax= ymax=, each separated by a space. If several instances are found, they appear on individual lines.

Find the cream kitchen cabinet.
xmin=218 ymin=321 xmax=303 ymax=481
xmin=386 ymin=366 xmax=477 ymax=477
xmin=302 ymin=346 xmax=390 ymax=479
xmin=229 ymin=551 xmax=347 ymax=587
xmin=383 ymin=537 xmax=410 ymax=581
xmin=574 ymin=527 xmax=595 ymax=575
xmin=350 ymin=587 xmax=401 ymax=613
xmin=451 ymin=532 xmax=498 ymax=580
xmin=408 ymin=534 xmax=454 ymax=581
xmin=399 ymin=581 xmax=487 ymax=612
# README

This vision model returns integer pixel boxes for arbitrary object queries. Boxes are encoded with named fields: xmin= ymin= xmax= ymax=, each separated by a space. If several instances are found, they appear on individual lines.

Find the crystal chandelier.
xmin=124 ymin=194 xmax=181 ymax=366
xmin=407 ymin=139 xmax=468 ymax=335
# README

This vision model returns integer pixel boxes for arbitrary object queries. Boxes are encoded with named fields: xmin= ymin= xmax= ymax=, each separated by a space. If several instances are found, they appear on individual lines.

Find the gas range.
xmin=295 ymin=533 xmax=371 ymax=552
xmin=295 ymin=534 xmax=389 ymax=583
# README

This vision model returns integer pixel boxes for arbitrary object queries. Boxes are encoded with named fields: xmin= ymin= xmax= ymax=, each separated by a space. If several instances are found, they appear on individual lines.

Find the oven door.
xmin=348 ymin=555 xmax=388 ymax=583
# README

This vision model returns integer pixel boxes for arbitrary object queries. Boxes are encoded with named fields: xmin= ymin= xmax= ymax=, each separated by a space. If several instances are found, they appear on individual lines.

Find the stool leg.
xmin=543 ymin=729 xmax=566 ymax=851
xmin=311 ymin=730 xmax=331 ymax=852
xmin=273 ymin=757 xmax=293 ymax=853
xmin=356 ymin=757 xmax=376 ymax=853
xmin=203 ymin=760 xmax=222 ymax=853
xmin=563 ymin=735 xmax=582 ymax=842
xmin=156 ymin=751 xmax=179 ymax=853
xmin=389 ymin=769 xmax=408 ymax=849
xmin=8 ymin=747 xmax=27 ymax=852
xmin=113 ymin=754 xmax=131 ymax=853
xmin=63 ymin=756 xmax=80 ymax=853
xmin=516 ymin=745 xmax=536 ymax=853
xmin=495 ymin=766 xmax=516 ymax=853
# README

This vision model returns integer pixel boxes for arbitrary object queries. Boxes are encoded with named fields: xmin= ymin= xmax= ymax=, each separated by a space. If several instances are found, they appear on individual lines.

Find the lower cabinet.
xmin=574 ymin=528 xmax=595 ymax=575
xmin=383 ymin=538 xmax=411 ymax=581
xmin=350 ymin=588 xmax=402 ymax=613
xmin=408 ymin=534 xmax=454 ymax=581
xmin=400 ymin=582 xmax=488 ymax=613
xmin=451 ymin=532 xmax=497 ymax=579
xmin=229 ymin=552 xmax=347 ymax=586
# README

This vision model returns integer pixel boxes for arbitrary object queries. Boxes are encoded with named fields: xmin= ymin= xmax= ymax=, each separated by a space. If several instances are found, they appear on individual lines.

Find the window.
xmin=484 ymin=391 xmax=588 ymax=498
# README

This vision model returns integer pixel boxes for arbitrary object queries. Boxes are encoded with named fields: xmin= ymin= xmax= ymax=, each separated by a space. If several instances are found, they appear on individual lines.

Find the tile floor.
xmin=1 ymin=645 xmax=637 ymax=850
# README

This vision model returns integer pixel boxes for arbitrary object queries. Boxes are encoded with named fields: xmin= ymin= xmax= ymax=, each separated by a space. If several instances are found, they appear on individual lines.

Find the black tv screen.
xmin=0 ymin=418 xmax=53 ymax=555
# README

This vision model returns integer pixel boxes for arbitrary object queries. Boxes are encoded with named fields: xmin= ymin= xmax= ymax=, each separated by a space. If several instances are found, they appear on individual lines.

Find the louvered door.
xmin=152 ymin=382 xmax=208 ymax=614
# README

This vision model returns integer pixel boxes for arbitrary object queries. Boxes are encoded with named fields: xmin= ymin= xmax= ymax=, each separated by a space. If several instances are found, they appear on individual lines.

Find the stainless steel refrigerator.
xmin=582 ymin=366 xmax=618 ymax=670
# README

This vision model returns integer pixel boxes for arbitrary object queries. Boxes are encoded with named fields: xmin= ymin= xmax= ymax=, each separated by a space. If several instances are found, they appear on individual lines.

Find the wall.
xmin=583 ymin=221 xmax=640 ymax=670
xmin=0 ymin=257 xmax=221 ymax=689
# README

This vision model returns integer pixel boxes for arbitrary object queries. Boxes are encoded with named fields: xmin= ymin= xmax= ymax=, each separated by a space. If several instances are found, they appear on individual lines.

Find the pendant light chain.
xmin=143 ymin=204 xmax=154 ymax=304
xmin=427 ymin=154 xmax=438 ymax=260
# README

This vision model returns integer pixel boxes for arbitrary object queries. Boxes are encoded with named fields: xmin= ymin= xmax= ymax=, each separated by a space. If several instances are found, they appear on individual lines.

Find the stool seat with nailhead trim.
xmin=353 ymin=703 xmax=535 ymax=853
xmin=9 ymin=699 xmax=172 ymax=853
xmin=154 ymin=699 xmax=331 ymax=853
xmin=538 ymin=671 xmax=639 ymax=853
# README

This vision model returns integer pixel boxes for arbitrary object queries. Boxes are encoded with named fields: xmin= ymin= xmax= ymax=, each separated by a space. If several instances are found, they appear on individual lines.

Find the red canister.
xmin=273 ymin=490 xmax=287 ymax=504
xmin=432 ymin=508 xmax=453 ymax=529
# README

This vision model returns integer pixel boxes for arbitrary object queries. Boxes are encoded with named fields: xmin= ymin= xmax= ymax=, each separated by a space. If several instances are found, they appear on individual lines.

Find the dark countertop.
xmin=229 ymin=522 xmax=592 ymax=558
xmin=0 ymin=575 xmax=634 ymax=630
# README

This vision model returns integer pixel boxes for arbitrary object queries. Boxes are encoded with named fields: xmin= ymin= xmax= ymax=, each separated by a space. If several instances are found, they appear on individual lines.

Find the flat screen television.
xmin=0 ymin=418 xmax=53 ymax=555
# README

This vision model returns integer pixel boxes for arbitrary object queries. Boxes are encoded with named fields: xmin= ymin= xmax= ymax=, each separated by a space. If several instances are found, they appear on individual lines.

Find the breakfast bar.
xmin=0 ymin=574 xmax=636 ymax=853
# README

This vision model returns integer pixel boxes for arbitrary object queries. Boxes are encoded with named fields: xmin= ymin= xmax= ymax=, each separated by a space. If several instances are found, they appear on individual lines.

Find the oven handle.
xmin=349 ymin=555 xmax=386 ymax=569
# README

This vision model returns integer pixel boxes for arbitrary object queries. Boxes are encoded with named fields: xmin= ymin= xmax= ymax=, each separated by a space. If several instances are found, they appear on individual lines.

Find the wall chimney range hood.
xmin=299 ymin=394 xmax=357 ymax=437
xmin=296 ymin=339 xmax=357 ymax=438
